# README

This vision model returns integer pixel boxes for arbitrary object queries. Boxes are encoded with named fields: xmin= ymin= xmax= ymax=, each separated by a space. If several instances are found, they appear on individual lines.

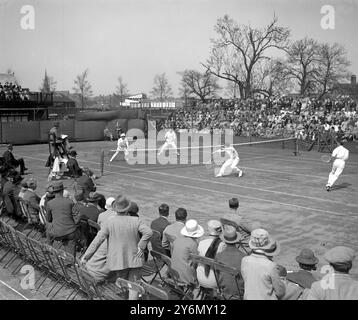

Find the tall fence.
xmin=0 ymin=119 xmax=146 ymax=145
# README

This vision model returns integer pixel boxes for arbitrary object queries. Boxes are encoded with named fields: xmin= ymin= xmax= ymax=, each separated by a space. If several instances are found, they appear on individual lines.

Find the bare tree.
xmin=150 ymin=73 xmax=173 ymax=101
xmin=202 ymin=15 xmax=290 ymax=99
xmin=114 ymin=76 xmax=129 ymax=106
xmin=284 ymin=37 xmax=320 ymax=95
xmin=225 ymin=81 xmax=239 ymax=99
xmin=40 ymin=70 xmax=57 ymax=92
xmin=316 ymin=43 xmax=351 ymax=98
xmin=179 ymin=70 xmax=220 ymax=102
xmin=73 ymin=69 xmax=93 ymax=109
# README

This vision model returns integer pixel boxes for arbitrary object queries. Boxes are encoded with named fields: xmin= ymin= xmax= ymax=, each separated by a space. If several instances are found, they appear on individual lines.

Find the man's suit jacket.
xmin=2 ymin=150 xmax=17 ymax=167
xmin=150 ymin=216 xmax=170 ymax=255
xmin=46 ymin=197 xmax=78 ymax=237
xmin=84 ymin=215 xmax=152 ymax=271
xmin=2 ymin=181 xmax=21 ymax=215
xmin=76 ymin=175 xmax=96 ymax=199
xmin=67 ymin=158 xmax=82 ymax=178
xmin=22 ymin=189 xmax=40 ymax=215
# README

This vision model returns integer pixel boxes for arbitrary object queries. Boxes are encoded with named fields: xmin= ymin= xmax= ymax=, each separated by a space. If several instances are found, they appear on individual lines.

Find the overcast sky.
xmin=0 ymin=0 xmax=357 ymax=96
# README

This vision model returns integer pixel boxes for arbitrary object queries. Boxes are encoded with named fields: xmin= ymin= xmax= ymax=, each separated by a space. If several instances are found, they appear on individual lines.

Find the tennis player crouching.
xmin=110 ymin=133 xmax=129 ymax=162
xmin=213 ymin=143 xmax=243 ymax=178
xmin=326 ymin=140 xmax=349 ymax=191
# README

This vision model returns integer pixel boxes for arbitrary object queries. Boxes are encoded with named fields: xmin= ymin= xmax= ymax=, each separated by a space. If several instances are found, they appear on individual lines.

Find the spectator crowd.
xmin=1 ymin=143 xmax=357 ymax=300
xmin=162 ymin=96 xmax=358 ymax=143
xmin=0 ymin=82 xmax=30 ymax=101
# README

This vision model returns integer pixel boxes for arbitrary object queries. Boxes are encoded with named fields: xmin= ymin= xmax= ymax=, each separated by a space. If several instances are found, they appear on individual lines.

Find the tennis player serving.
xmin=213 ymin=143 xmax=243 ymax=178
xmin=325 ymin=140 xmax=349 ymax=191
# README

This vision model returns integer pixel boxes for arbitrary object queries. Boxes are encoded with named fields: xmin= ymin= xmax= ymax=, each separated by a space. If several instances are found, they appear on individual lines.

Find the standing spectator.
xmin=2 ymin=144 xmax=28 ymax=175
xmin=81 ymin=195 xmax=152 ymax=300
xmin=46 ymin=182 xmax=79 ymax=255
xmin=162 ymin=207 xmax=187 ymax=252
xmin=306 ymin=246 xmax=358 ymax=300
xmin=127 ymin=201 xmax=139 ymax=217
xmin=196 ymin=220 xmax=224 ymax=290
xmin=171 ymin=219 xmax=204 ymax=288
xmin=22 ymin=177 xmax=40 ymax=224
xmin=215 ymin=225 xmax=246 ymax=298
xmin=241 ymin=228 xmax=285 ymax=300
xmin=150 ymin=204 xmax=170 ymax=255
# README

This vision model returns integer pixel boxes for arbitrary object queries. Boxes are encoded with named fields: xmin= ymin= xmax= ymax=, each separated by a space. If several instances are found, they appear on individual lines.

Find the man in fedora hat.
xmin=46 ymin=181 xmax=79 ymax=255
xmin=215 ymin=225 xmax=246 ymax=298
xmin=286 ymin=248 xmax=319 ymax=294
xmin=241 ymin=228 xmax=286 ymax=300
xmin=171 ymin=219 xmax=204 ymax=287
xmin=2 ymin=144 xmax=28 ymax=175
xmin=77 ymin=192 xmax=103 ymax=223
xmin=81 ymin=194 xmax=152 ymax=300
xmin=306 ymin=246 xmax=358 ymax=300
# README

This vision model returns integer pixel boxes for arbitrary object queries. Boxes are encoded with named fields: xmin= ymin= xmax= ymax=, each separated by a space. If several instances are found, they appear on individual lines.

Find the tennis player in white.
xmin=326 ymin=140 xmax=349 ymax=191
xmin=213 ymin=143 xmax=243 ymax=177
xmin=158 ymin=128 xmax=179 ymax=156
xmin=110 ymin=133 xmax=129 ymax=162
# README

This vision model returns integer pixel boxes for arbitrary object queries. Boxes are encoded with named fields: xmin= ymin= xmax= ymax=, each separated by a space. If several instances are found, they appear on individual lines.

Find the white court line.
xmin=22 ymin=155 xmax=358 ymax=217
xmin=0 ymin=280 xmax=29 ymax=300
xmin=33 ymin=152 xmax=355 ymax=205
xmin=83 ymin=158 xmax=355 ymax=207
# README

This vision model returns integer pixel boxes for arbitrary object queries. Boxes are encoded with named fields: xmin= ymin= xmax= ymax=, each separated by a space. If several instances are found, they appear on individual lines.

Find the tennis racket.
xmin=320 ymin=154 xmax=332 ymax=163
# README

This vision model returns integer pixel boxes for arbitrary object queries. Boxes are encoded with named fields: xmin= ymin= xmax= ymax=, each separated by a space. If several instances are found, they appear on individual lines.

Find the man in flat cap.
xmin=306 ymin=246 xmax=358 ymax=300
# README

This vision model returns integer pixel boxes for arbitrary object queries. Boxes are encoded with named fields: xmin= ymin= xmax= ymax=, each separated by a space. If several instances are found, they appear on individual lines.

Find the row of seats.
xmin=0 ymin=209 xmax=244 ymax=300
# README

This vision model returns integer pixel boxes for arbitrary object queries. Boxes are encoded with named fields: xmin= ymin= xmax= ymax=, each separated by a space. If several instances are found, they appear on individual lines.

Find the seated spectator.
xmin=65 ymin=150 xmax=82 ymax=178
xmin=241 ymin=228 xmax=285 ymax=300
xmin=162 ymin=207 xmax=187 ymax=252
xmin=104 ymin=127 xmax=113 ymax=141
xmin=39 ymin=186 xmax=55 ymax=224
xmin=222 ymin=197 xmax=259 ymax=236
xmin=283 ymin=248 xmax=320 ymax=299
xmin=2 ymin=172 xmax=23 ymax=221
xmin=2 ymin=144 xmax=28 ymax=175
xmin=97 ymin=197 xmax=116 ymax=226
xmin=306 ymin=246 xmax=358 ymax=300
xmin=18 ymin=181 xmax=28 ymax=199
xmin=74 ymin=167 xmax=96 ymax=201
xmin=150 ymin=203 xmax=170 ymax=255
xmin=22 ymin=177 xmax=40 ymax=224
xmin=127 ymin=201 xmax=139 ymax=217
xmin=171 ymin=219 xmax=204 ymax=289
xmin=81 ymin=195 xmax=152 ymax=300
xmin=215 ymin=225 xmax=246 ymax=298
xmin=196 ymin=220 xmax=224 ymax=290
xmin=46 ymin=181 xmax=79 ymax=255
xmin=78 ymin=192 xmax=103 ymax=223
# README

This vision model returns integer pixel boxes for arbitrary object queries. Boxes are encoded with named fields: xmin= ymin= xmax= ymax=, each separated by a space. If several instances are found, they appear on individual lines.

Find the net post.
xmin=294 ymin=137 xmax=299 ymax=156
xmin=100 ymin=149 xmax=104 ymax=176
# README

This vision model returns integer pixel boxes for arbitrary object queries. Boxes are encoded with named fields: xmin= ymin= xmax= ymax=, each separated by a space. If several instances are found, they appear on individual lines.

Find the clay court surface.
xmin=1 ymin=138 xmax=358 ymax=299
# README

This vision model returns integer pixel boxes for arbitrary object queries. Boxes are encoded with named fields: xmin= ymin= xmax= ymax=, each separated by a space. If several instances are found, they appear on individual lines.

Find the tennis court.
xmin=11 ymin=137 xmax=358 ymax=276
